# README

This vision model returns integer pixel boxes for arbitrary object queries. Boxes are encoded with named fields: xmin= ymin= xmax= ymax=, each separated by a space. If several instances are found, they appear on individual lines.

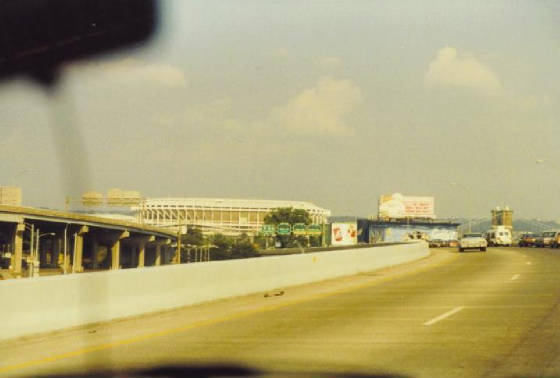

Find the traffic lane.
xmin=1 ymin=247 xmax=544 ymax=377
xmin=4 ymin=247 xmax=560 ymax=378
xmin=0 ymin=248 xmax=455 ymax=376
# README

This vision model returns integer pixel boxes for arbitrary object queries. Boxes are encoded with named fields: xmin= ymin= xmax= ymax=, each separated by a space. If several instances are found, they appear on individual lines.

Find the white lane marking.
xmin=424 ymin=306 xmax=465 ymax=326
xmin=511 ymin=274 xmax=520 ymax=281
xmin=527 ymin=261 xmax=532 ymax=265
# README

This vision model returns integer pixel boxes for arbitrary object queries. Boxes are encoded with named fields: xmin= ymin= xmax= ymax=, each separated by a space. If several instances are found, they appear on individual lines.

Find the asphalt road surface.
xmin=1 ymin=247 xmax=560 ymax=378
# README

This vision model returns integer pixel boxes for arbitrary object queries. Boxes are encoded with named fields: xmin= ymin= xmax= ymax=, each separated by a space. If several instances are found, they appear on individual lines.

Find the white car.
xmin=459 ymin=233 xmax=487 ymax=252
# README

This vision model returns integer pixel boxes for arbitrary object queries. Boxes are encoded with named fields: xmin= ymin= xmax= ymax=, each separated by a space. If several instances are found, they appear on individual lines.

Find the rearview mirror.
xmin=0 ymin=0 xmax=158 ymax=86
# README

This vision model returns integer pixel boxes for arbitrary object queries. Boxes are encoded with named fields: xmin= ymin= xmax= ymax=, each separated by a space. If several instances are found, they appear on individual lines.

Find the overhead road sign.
xmin=260 ymin=224 xmax=276 ymax=236
xmin=292 ymin=223 xmax=307 ymax=236
xmin=277 ymin=223 xmax=291 ymax=235
xmin=306 ymin=224 xmax=322 ymax=236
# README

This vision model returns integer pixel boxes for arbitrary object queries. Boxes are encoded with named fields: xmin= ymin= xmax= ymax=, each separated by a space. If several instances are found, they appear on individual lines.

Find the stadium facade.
xmin=133 ymin=198 xmax=331 ymax=236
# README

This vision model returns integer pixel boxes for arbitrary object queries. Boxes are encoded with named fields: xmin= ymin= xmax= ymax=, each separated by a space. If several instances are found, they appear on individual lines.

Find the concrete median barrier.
xmin=0 ymin=241 xmax=428 ymax=341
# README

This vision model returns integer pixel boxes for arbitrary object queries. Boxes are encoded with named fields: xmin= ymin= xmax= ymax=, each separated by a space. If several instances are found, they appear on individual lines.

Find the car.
xmin=534 ymin=232 xmax=545 ymax=247
xmin=459 ymin=233 xmax=487 ymax=252
xmin=518 ymin=232 xmax=536 ymax=247
xmin=550 ymin=231 xmax=560 ymax=248
xmin=429 ymin=239 xmax=444 ymax=248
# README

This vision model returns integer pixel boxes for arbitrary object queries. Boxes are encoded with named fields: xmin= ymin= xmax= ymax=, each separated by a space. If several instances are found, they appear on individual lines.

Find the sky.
xmin=1 ymin=0 xmax=559 ymax=219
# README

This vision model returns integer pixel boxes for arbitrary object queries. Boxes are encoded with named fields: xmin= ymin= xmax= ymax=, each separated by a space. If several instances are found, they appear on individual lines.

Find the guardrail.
xmin=0 ymin=241 xmax=429 ymax=341
xmin=258 ymin=242 xmax=409 ymax=256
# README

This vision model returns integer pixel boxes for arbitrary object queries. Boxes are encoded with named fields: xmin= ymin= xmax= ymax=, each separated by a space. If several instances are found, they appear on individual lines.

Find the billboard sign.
xmin=331 ymin=222 xmax=358 ymax=246
xmin=378 ymin=193 xmax=435 ymax=219
xmin=370 ymin=224 xmax=458 ymax=243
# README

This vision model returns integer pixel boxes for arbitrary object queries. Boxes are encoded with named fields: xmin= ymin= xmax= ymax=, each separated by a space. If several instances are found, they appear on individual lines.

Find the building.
xmin=491 ymin=206 xmax=513 ymax=231
xmin=133 ymin=198 xmax=331 ymax=236
xmin=358 ymin=218 xmax=460 ymax=244
xmin=0 ymin=186 xmax=22 ymax=206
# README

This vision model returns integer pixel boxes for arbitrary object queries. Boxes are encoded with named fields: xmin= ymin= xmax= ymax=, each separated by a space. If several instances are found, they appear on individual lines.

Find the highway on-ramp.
xmin=1 ymin=247 xmax=560 ymax=378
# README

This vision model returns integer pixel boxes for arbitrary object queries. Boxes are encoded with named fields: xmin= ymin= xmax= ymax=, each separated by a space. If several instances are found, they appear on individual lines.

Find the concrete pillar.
xmin=109 ymin=231 xmax=129 ymax=270
xmin=111 ymin=239 xmax=120 ymax=270
xmin=11 ymin=223 xmax=24 ymax=277
xmin=135 ymin=235 xmax=153 ymax=268
xmin=155 ymin=243 xmax=161 ymax=266
xmin=138 ymin=242 xmax=146 ymax=268
xmin=73 ymin=226 xmax=88 ymax=273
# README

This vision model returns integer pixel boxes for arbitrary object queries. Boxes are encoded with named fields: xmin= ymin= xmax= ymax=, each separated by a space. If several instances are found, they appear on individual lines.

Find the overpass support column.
xmin=154 ymin=239 xmax=170 ymax=266
xmin=73 ymin=226 xmax=88 ymax=273
xmin=138 ymin=243 xmax=145 ymax=268
xmin=135 ymin=235 xmax=154 ymax=268
xmin=110 ymin=231 xmax=129 ymax=270
xmin=11 ymin=223 xmax=25 ymax=277
xmin=155 ymin=243 xmax=162 ymax=266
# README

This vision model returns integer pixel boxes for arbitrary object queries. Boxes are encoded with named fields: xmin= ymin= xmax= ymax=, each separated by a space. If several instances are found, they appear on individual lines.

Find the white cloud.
xmin=425 ymin=46 xmax=502 ymax=95
xmin=69 ymin=58 xmax=187 ymax=88
xmin=270 ymin=77 xmax=363 ymax=136
xmin=147 ymin=77 xmax=363 ymax=138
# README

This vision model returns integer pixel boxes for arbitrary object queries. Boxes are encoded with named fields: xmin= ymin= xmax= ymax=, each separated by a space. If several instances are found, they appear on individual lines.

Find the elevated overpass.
xmin=0 ymin=205 xmax=178 ymax=277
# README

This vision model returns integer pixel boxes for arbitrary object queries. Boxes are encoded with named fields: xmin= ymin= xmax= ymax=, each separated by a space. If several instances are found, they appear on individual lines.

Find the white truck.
xmin=485 ymin=226 xmax=512 ymax=247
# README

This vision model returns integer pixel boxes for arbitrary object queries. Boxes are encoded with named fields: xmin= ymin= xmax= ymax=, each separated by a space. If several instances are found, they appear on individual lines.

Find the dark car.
xmin=518 ymin=233 xmax=537 ymax=247
xmin=429 ymin=239 xmax=443 ymax=248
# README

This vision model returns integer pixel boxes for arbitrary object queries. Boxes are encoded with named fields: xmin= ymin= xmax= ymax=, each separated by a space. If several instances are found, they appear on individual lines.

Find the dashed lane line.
xmin=424 ymin=306 xmax=465 ymax=326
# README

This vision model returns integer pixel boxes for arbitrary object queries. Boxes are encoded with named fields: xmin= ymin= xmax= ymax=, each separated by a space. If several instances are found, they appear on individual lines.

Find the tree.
xmin=264 ymin=207 xmax=312 ymax=226
xmin=264 ymin=207 xmax=312 ymax=248
xmin=209 ymin=233 xmax=231 ymax=260
xmin=231 ymin=240 xmax=259 ymax=259
xmin=181 ymin=227 xmax=204 ymax=246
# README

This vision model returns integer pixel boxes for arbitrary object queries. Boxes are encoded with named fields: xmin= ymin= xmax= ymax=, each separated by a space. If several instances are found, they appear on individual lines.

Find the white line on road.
xmin=424 ymin=306 xmax=465 ymax=326
xmin=511 ymin=274 xmax=520 ymax=281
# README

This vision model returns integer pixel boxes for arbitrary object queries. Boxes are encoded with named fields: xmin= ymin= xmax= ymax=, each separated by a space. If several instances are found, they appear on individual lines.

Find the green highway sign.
xmin=292 ymin=223 xmax=307 ymax=236
xmin=277 ymin=222 xmax=292 ymax=235
xmin=306 ymin=224 xmax=323 ymax=236
xmin=260 ymin=224 xmax=276 ymax=236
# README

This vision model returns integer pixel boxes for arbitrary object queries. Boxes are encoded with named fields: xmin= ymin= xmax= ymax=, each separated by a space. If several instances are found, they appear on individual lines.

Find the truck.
xmin=485 ymin=226 xmax=512 ymax=247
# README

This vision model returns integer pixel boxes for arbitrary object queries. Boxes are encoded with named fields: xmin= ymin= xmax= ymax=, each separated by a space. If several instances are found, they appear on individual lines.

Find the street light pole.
xmin=34 ymin=231 xmax=55 ymax=278
xmin=63 ymin=225 xmax=68 ymax=274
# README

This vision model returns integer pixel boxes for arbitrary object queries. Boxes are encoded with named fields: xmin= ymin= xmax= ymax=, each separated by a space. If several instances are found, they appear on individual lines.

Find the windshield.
xmin=463 ymin=233 xmax=483 ymax=238
xmin=1 ymin=1 xmax=560 ymax=378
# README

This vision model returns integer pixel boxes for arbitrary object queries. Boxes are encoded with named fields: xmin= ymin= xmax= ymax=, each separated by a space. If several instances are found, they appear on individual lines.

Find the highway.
xmin=1 ymin=247 xmax=560 ymax=378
